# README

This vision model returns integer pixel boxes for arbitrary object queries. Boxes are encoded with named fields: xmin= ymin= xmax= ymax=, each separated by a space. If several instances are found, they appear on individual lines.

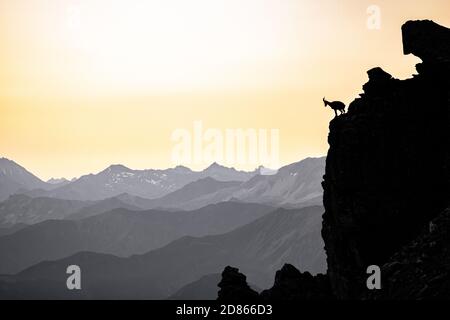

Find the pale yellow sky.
xmin=1 ymin=0 xmax=449 ymax=180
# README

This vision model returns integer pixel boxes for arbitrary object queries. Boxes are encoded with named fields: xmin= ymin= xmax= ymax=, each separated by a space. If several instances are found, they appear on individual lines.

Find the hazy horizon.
xmin=1 ymin=154 xmax=326 ymax=181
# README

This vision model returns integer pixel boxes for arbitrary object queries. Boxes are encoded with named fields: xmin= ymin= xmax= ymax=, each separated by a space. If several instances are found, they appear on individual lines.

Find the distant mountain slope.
xmin=125 ymin=177 xmax=242 ymax=211
xmin=24 ymin=163 xmax=257 ymax=201
xmin=0 ymin=194 xmax=88 ymax=227
xmin=232 ymin=157 xmax=325 ymax=207
xmin=0 ymin=158 xmax=50 ymax=201
xmin=167 ymin=274 xmax=222 ymax=300
xmin=0 ymin=194 xmax=141 ymax=227
xmin=0 ymin=202 xmax=274 ymax=274
xmin=0 ymin=206 xmax=325 ymax=299
xmin=156 ymin=157 xmax=326 ymax=210
xmin=66 ymin=197 xmax=141 ymax=220
xmin=150 ymin=177 xmax=240 ymax=206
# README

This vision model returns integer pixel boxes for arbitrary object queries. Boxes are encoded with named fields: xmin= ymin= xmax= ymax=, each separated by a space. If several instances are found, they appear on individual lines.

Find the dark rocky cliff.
xmin=217 ymin=20 xmax=450 ymax=300
xmin=322 ymin=19 xmax=450 ymax=299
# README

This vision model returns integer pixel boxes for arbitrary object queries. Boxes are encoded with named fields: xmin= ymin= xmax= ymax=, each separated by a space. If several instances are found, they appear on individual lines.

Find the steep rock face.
xmin=322 ymin=20 xmax=450 ymax=299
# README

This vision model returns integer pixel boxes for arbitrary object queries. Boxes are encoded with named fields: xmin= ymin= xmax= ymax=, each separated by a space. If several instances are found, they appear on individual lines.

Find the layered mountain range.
xmin=0 ymin=157 xmax=324 ymax=227
xmin=0 ymin=206 xmax=326 ymax=299
xmin=0 ymin=156 xmax=326 ymax=299
xmin=0 ymin=202 xmax=275 ymax=274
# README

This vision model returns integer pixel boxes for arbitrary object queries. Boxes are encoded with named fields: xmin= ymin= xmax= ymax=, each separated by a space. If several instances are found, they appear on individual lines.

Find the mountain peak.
xmin=0 ymin=157 xmax=47 ymax=201
xmin=205 ymin=162 xmax=231 ymax=171
xmin=103 ymin=164 xmax=132 ymax=174
xmin=0 ymin=157 xmax=16 ymax=167
xmin=172 ymin=165 xmax=192 ymax=173
xmin=0 ymin=157 xmax=38 ymax=177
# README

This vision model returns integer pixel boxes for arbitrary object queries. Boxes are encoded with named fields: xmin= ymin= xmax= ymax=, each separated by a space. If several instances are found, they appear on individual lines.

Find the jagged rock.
xmin=260 ymin=264 xmax=334 ymax=300
xmin=322 ymin=19 xmax=450 ymax=299
xmin=217 ymin=266 xmax=259 ymax=301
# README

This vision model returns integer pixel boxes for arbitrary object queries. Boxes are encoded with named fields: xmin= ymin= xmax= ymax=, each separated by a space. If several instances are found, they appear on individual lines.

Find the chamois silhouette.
xmin=323 ymin=97 xmax=346 ymax=117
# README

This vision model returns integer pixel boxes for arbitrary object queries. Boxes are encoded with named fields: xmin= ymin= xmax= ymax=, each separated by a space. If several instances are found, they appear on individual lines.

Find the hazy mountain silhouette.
xmin=230 ymin=157 xmax=324 ymax=208
xmin=138 ymin=177 xmax=242 ymax=211
xmin=0 ymin=205 xmax=325 ymax=299
xmin=0 ymin=194 xmax=141 ymax=228
xmin=0 ymin=201 xmax=275 ymax=274
xmin=0 ymin=194 xmax=88 ymax=227
xmin=65 ymin=197 xmax=141 ymax=220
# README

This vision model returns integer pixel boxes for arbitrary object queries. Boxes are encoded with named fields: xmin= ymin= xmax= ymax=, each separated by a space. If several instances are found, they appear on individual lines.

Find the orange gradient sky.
xmin=1 ymin=0 xmax=449 ymax=180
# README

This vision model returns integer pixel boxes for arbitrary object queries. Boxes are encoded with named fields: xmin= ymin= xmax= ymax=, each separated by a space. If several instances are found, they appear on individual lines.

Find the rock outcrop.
xmin=259 ymin=264 xmax=334 ymax=300
xmin=217 ymin=20 xmax=450 ymax=300
xmin=217 ymin=266 xmax=259 ymax=301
